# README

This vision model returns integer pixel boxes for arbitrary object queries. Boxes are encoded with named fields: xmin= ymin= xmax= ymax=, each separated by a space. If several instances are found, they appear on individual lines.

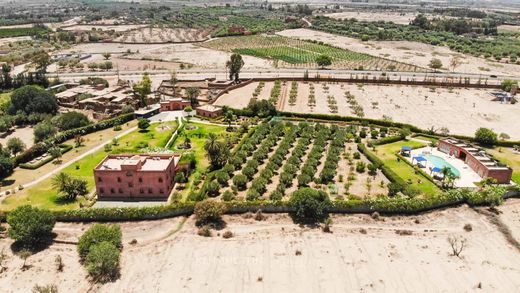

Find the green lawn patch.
xmin=375 ymin=140 xmax=441 ymax=196
xmin=1 ymin=121 xmax=178 ymax=211
xmin=487 ymin=147 xmax=520 ymax=184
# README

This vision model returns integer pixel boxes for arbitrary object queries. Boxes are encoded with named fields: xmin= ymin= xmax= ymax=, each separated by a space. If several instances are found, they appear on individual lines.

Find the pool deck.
xmin=407 ymin=147 xmax=481 ymax=188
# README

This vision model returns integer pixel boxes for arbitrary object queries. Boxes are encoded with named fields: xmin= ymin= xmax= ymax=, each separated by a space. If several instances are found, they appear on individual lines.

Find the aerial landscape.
xmin=0 ymin=0 xmax=519 ymax=292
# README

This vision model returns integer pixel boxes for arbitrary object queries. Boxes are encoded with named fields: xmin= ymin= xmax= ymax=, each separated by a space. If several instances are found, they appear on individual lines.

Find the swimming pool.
xmin=423 ymin=155 xmax=461 ymax=177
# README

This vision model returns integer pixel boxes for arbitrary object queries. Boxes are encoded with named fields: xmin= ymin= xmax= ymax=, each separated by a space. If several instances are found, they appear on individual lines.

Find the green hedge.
xmin=370 ymin=135 xmax=403 ymax=146
xmin=278 ymin=111 xmax=520 ymax=148
xmin=0 ymin=186 xmax=514 ymax=222
xmin=19 ymin=144 xmax=73 ymax=170
xmin=357 ymin=143 xmax=406 ymax=187
xmin=15 ymin=113 xmax=134 ymax=165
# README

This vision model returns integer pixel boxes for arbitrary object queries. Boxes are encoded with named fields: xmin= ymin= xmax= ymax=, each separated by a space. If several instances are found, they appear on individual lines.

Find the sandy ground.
xmin=498 ymin=25 xmax=520 ymax=32
xmin=0 ymin=126 xmax=34 ymax=149
xmin=322 ymin=11 xmax=417 ymax=25
xmin=0 ymin=201 xmax=519 ymax=292
xmin=216 ymin=81 xmax=520 ymax=139
xmin=0 ymin=36 xmax=32 ymax=46
xmin=277 ymin=29 xmax=520 ymax=77
xmin=129 ymin=43 xmax=274 ymax=69
xmin=60 ymin=42 xmax=274 ymax=70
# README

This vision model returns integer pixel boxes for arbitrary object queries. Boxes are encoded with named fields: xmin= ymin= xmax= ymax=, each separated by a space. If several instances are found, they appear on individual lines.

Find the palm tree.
xmin=51 ymin=172 xmax=71 ymax=193
xmin=440 ymin=166 xmax=450 ymax=187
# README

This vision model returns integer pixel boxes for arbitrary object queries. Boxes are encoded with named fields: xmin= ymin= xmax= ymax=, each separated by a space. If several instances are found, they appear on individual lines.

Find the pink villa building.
xmin=438 ymin=138 xmax=512 ymax=184
xmin=94 ymin=154 xmax=181 ymax=200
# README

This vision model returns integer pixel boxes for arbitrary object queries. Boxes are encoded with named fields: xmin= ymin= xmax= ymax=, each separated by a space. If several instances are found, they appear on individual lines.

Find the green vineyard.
xmin=202 ymin=35 xmax=418 ymax=71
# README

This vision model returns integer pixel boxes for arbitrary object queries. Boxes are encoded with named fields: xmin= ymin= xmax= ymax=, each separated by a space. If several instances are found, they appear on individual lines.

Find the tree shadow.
xmin=196 ymin=219 xmax=227 ymax=231
xmin=10 ymin=232 xmax=57 ymax=255
xmin=288 ymin=213 xmax=328 ymax=229
xmin=1 ymin=179 xmax=15 ymax=188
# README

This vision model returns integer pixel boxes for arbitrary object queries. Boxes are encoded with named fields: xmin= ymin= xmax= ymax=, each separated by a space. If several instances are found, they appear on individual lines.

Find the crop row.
xmin=232 ymin=121 xmax=285 ymax=194
xmin=297 ymin=124 xmax=332 ymax=187
xmin=246 ymin=123 xmax=299 ymax=200
xmin=269 ymin=80 xmax=282 ymax=105
xmin=288 ymin=81 xmax=298 ymax=106
xmin=252 ymin=81 xmax=265 ymax=99
xmin=271 ymin=123 xmax=315 ymax=200
xmin=319 ymin=127 xmax=348 ymax=184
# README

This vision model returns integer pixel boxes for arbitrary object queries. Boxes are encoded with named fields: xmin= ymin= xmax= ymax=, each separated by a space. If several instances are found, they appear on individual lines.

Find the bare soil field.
xmin=0 ymin=36 xmax=31 ymax=46
xmin=113 ymin=28 xmax=212 ymax=43
xmin=498 ymin=25 xmax=520 ymax=32
xmin=0 ymin=126 xmax=34 ymax=149
xmin=127 ymin=43 xmax=274 ymax=69
xmin=62 ymin=24 xmax=147 ymax=32
xmin=215 ymin=81 xmax=520 ymax=139
xmin=278 ymin=29 xmax=520 ymax=77
xmin=322 ymin=11 xmax=417 ymax=25
xmin=1 ymin=202 xmax=519 ymax=292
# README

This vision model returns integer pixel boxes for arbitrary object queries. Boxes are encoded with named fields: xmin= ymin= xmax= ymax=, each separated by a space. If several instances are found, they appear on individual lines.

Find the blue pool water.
xmin=423 ymin=155 xmax=461 ymax=177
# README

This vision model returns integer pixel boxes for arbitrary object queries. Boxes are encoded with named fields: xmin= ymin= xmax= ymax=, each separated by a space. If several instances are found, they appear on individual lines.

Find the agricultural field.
xmin=62 ymin=24 xmax=147 ymax=32
xmin=311 ymin=16 xmax=520 ymax=64
xmin=322 ymin=11 xmax=417 ymax=25
xmin=113 ymin=28 xmax=213 ymax=43
xmin=278 ymin=28 xmax=520 ymax=77
xmin=0 ymin=120 xmax=177 ymax=211
xmin=201 ymin=35 xmax=417 ymax=71
xmin=215 ymin=81 xmax=520 ymax=139
xmin=0 ymin=26 xmax=49 ymax=38
xmin=210 ymin=120 xmax=392 ymax=202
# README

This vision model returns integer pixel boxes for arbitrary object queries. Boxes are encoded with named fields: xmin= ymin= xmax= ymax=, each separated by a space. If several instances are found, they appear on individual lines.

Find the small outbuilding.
xmin=196 ymin=104 xmax=223 ymax=118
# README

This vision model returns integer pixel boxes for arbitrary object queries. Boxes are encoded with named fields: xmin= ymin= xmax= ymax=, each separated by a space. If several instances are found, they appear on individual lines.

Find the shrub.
xmin=232 ymin=174 xmax=248 ymax=190
xmin=206 ymin=180 xmax=221 ymax=197
xmin=7 ymin=205 xmax=55 ymax=245
xmin=77 ymin=224 xmax=122 ymax=259
xmin=356 ymin=161 xmax=366 ymax=173
xmin=474 ymin=128 xmax=497 ymax=146
xmin=55 ymin=111 xmax=90 ymax=131
xmin=289 ymin=187 xmax=331 ymax=223
xmin=197 ymin=225 xmax=212 ymax=237
xmin=222 ymin=190 xmax=235 ymax=201
xmin=222 ymin=230 xmax=234 ymax=238
xmin=215 ymin=171 xmax=230 ymax=186
xmin=137 ymin=118 xmax=150 ymax=131
xmin=85 ymin=241 xmax=120 ymax=282
xmin=194 ymin=199 xmax=225 ymax=225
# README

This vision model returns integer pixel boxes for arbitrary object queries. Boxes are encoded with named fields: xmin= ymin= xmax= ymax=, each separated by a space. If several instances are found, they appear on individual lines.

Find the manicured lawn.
xmin=375 ymin=140 xmax=441 ymax=196
xmin=111 ymin=121 xmax=177 ymax=153
xmin=413 ymin=135 xmax=438 ymax=144
xmin=1 ymin=121 xmax=178 ymax=211
xmin=486 ymin=147 xmax=520 ymax=184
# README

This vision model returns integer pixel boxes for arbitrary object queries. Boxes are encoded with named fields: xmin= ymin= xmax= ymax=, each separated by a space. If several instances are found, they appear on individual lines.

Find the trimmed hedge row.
xmin=278 ymin=111 xmax=520 ymax=148
xmin=357 ymin=143 xmax=406 ymax=188
xmin=14 ymin=113 xmax=135 ymax=165
xmin=370 ymin=135 xmax=404 ymax=146
xmin=0 ymin=186 xmax=515 ymax=223
xmin=19 ymin=144 xmax=73 ymax=170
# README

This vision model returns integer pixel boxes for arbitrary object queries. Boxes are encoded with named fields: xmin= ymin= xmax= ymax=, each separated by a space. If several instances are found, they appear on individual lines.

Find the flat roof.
xmin=97 ymin=154 xmax=178 ymax=171
xmin=197 ymin=104 xmax=222 ymax=112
